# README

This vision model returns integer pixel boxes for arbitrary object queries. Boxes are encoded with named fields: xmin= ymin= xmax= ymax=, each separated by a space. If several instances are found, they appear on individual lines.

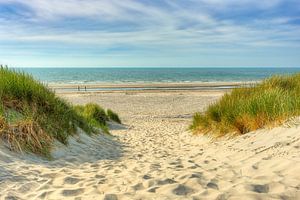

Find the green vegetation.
xmin=191 ymin=73 xmax=300 ymax=137
xmin=107 ymin=109 xmax=122 ymax=124
xmin=74 ymin=103 xmax=109 ymax=134
xmin=74 ymin=104 xmax=122 ymax=134
xmin=0 ymin=67 xmax=120 ymax=157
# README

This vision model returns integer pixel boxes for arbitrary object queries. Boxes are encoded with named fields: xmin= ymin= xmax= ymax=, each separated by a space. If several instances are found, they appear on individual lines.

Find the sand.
xmin=48 ymin=81 xmax=257 ymax=93
xmin=48 ymin=81 xmax=254 ymax=89
xmin=1 ymin=90 xmax=300 ymax=200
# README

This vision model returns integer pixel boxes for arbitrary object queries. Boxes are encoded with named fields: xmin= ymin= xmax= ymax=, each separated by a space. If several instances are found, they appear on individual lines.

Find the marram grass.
xmin=107 ymin=109 xmax=122 ymax=124
xmin=0 ymin=67 xmax=120 ymax=157
xmin=74 ymin=104 xmax=122 ymax=134
xmin=191 ymin=73 xmax=300 ymax=137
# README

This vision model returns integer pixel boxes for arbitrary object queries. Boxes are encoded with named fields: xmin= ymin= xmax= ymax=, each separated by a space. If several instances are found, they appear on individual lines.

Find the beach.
xmin=2 ymin=0 xmax=300 ymax=198
xmin=48 ymin=82 xmax=254 ymax=93
xmin=1 ymin=88 xmax=300 ymax=200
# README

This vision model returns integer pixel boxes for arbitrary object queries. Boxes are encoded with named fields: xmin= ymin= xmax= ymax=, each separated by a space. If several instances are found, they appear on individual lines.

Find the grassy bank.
xmin=0 ymin=67 xmax=120 ymax=157
xmin=74 ymin=104 xmax=122 ymax=134
xmin=191 ymin=73 xmax=300 ymax=137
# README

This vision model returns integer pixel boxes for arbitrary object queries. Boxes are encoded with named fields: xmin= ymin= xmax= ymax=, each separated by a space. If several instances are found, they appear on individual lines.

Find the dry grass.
xmin=0 ymin=119 xmax=53 ymax=158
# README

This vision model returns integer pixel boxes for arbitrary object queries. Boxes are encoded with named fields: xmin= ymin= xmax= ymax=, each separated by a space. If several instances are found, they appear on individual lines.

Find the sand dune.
xmin=1 ymin=91 xmax=300 ymax=199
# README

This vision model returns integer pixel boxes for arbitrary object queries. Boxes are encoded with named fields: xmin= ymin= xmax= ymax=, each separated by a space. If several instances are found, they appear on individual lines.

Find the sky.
xmin=0 ymin=0 xmax=299 ymax=67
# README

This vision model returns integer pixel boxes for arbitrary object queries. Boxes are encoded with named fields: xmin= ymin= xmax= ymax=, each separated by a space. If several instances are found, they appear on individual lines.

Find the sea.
xmin=16 ymin=67 xmax=300 ymax=85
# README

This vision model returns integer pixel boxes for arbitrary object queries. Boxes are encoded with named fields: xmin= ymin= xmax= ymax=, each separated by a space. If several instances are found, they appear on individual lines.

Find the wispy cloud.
xmin=0 ymin=0 xmax=299 ymax=66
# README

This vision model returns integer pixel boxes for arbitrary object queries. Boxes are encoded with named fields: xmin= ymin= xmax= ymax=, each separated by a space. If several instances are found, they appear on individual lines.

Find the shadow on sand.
xmin=0 ymin=125 xmax=129 ymax=168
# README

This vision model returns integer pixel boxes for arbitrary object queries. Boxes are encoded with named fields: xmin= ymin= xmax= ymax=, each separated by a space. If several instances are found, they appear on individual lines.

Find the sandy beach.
xmin=48 ymin=82 xmax=256 ymax=93
xmin=1 ymin=90 xmax=300 ymax=199
xmin=2 ymin=0 xmax=300 ymax=198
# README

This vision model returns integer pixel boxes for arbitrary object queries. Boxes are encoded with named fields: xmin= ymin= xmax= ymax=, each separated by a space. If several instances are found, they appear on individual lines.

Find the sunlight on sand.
xmin=1 ymin=91 xmax=299 ymax=199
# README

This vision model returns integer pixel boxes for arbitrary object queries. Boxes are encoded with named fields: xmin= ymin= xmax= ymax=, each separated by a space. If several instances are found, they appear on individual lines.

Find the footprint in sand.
xmin=61 ymin=188 xmax=84 ymax=197
xmin=245 ymin=184 xmax=269 ymax=193
xmin=156 ymin=178 xmax=177 ymax=185
xmin=207 ymin=181 xmax=219 ymax=190
xmin=131 ymin=183 xmax=144 ymax=191
xmin=17 ymin=182 xmax=39 ymax=193
xmin=142 ymin=174 xmax=152 ymax=180
xmin=4 ymin=195 xmax=20 ymax=200
xmin=147 ymin=186 xmax=160 ymax=193
xmin=103 ymin=194 xmax=118 ymax=200
xmin=64 ymin=177 xmax=81 ymax=185
xmin=172 ymin=184 xmax=194 ymax=196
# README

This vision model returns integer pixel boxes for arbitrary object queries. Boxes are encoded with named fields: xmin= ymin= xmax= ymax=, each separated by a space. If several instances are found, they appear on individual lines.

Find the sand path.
xmin=1 ymin=91 xmax=300 ymax=200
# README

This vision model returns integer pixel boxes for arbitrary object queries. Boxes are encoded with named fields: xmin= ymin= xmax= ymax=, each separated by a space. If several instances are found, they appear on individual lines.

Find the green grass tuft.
xmin=191 ymin=73 xmax=300 ymax=137
xmin=107 ymin=109 xmax=122 ymax=124
xmin=74 ymin=103 xmax=110 ymax=134
xmin=73 ymin=104 xmax=121 ymax=134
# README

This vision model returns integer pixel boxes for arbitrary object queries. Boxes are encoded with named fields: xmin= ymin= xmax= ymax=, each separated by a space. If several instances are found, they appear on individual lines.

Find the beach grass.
xmin=107 ymin=109 xmax=122 ymax=124
xmin=74 ymin=104 xmax=122 ymax=134
xmin=74 ymin=103 xmax=109 ymax=134
xmin=191 ymin=73 xmax=300 ymax=137
xmin=0 ymin=67 xmax=119 ymax=157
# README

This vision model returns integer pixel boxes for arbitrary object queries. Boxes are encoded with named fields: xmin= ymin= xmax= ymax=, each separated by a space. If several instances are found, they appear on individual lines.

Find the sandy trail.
xmin=1 ymin=91 xmax=300 ymax=200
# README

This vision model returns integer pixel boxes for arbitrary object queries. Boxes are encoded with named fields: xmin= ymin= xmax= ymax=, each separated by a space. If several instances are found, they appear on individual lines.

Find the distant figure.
xmin=85 ymin=86 xmax=87 ymax=91
xmin=78 ymin=86 xmax=80 ymax=91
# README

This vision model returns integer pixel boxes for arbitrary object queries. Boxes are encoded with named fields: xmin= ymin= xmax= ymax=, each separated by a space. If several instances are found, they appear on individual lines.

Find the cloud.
xmin=192 ymin=0 xmax=283 ymax=9
xmin=0 ymin=0 xmax=299 ymax=66
xmin=0 ymin=0 xmax=171 ymax=23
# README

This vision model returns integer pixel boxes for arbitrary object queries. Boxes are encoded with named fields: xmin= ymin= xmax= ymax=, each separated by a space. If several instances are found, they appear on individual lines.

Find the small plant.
xmin=107 ymin=109 xmax=121 ymax=124
xmin=83 ymin=103 xmax=108 ymax=125
xmin=74 ymin=104 xmax=110 ymax=133
xmin=191 ymin=73 xmax=300 ymax=137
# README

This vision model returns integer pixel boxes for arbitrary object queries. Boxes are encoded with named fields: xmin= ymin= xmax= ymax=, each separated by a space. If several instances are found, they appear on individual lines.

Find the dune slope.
xmin=0 ymin=91 xmax=299 ymax=200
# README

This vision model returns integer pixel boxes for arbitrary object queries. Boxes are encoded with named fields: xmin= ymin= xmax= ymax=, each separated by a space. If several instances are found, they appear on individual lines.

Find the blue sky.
xmin=0 ymin=0 xmax=299 ymax=67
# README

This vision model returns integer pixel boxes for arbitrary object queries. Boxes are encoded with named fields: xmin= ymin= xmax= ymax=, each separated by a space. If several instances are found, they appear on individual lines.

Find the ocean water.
xmin=15 ymin=67 xmax=300 ymax=84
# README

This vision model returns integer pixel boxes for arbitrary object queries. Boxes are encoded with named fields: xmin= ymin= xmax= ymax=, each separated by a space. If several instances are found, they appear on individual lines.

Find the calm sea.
xmin=15 ymin=67 xmax=300 ymax=84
